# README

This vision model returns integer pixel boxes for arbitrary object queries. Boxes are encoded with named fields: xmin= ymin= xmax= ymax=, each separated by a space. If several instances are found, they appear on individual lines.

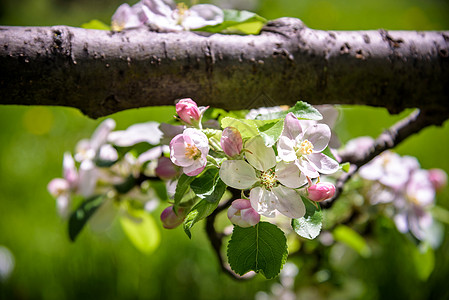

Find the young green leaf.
xmin=194 ymin=9 xmax=267 ymax=34
xmin=183 ymin=199 xmax=220 ymax=238
xmin=174 ymin=174 xmax=195 ymax=209
xmin=119 ymin=210 xmax=160 ymax=255
xmin=190 ymin=168 xmax=220 ymax=195
xmin=258 ymin=120 xmax=284 ymax=147
xmin=291 ymin=197 xmax=323 ymax=239
xmin=227 ymin=222 xmax=288 ymax=279
xmin=255 ymin=101 xmax=323 ymax=121
xmin=221 ymin=117 xmax=259 ymax=139
xmin=333 ymin=225 xmax=371 ymax=258
xmin=81 ymin=19 xmax=111 ymax=30
xmin=68 ymin=195 xmax=105 ymax=241
xmin=412 ymin=243 xmax=435 ymax=281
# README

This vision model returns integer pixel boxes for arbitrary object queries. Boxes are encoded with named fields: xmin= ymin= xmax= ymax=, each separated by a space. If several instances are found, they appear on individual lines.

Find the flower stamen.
xmin=259 ymin=169 xmax=278 ymax=190
xmin=185 ymin=144 xmax=201 ymax=160
xmin=295 ymin=139 xmax=314 ymax=157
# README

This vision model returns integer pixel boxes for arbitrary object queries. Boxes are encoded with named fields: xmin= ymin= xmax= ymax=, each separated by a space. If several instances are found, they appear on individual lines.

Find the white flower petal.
xmin=219 ymin=160 xmax=258 ymax=189
xmin=108 ymin=122 xmax=162 ymax=147
xmin=183 ymin=4 xmax=224 ymax=29
xmin=307 ymin=153 xmax=339 ymax=175
xmin=90 ymin=119 xmax=116 ymax=152
xmin=170 ymin=139 xmax=192 ymax=167
xmin=277 ymin=136 xmax=297 ymax=162
xmin=245 ymin=136 xmax=276 ymax=171
xmin=394 ymin=212 xmax=409 ymax=233
xmin=303 ymin=124 xmax=331 ymax=152
xmin=249 ymin=187 xmax=276 ymax=218
xmin=272 ymin=185 xmax=305 ymax=219
xmin=295 ymin=157 xmax=319 ymax=178
xmin=276 ymin=161 xmax=307 ymax=189
xmin=78 ymin=160 xmax=98 ymax=197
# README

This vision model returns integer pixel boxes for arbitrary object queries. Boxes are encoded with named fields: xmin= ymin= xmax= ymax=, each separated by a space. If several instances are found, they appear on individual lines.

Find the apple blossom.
xmin=277 ymin=113 xmax=339 ymax=178
xmin=176 ymin=98 xmax=202 ymax=125
xmin=112 ymin=0 xmax=224 ymax=32
xmin=221 ymin=127 xmax=243 ymax=157
xmin=307 ymin=182 xmax=336 ymax=202
xmin=170 ymin=128 xmax=209 ymax=176
xmin=220 ymin=136 xmax=307 ymax=218
xmin=227 ymin=199 xmax=260 ymax=227
xmin=428 ymin=168 xmax=447 ymax=192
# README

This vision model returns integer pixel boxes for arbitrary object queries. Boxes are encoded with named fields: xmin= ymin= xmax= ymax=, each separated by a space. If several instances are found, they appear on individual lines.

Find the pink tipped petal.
xmin=394 ymin=212 xmax=409 ymax=233
xmin=221 ymin=127 xmax=243 ymax=157
xmin=428 ymin=168 xmax=448 ymax=191
xmin=272 ymin=185 xmax=306 ymax=219
xmin=240 ymin=208 xmax=261 ymax=227
xmin=170 ymin=141 xmax=192 ymax=167
xmin=303 ymin=124 xmax=331 ymax=152
xmin=295 ymin=157 xmax=319 ymax=178
xmin=307 ymin=153 xmax=339 ymax=175
xmin=48 ymin=178 xmax=69 ymax=196
xmin=176 ymin=98 xmax=201 ymax=124
xmin=245 ymin=136 xmax=276 ymax=171
xmin=277 ymin=136 xmax=297 ymax=162
xmin=184 ymin=160 xmax=206 ymax=176
xmin=219 ymin=160 xmax=258 ymax=190
xmin=249 ymin=187 xmax=276 ymax=218
xmin=185 ymin=128 xmax=208 ymax=148
xmin=90 ymin=119 xmax=116 ymax=152
xmin=276 ymin=161 xmax=307 ymax=189
xmin=308 ymin=182 xmax=336 ymax=202
xmin=231 ymin=198 xmax=253 ymax=210
xmin=282 ymin=113 xmax=303 ymax=140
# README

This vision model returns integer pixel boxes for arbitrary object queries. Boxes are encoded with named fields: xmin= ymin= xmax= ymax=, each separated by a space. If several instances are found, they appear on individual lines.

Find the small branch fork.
xmin=205 ymin=107 xmax=449 ymax=279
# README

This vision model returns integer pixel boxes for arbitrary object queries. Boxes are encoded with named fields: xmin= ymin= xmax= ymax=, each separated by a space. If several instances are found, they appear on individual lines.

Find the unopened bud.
xmin=428 ymin=168 xmax=447 ymax=192
xmin=221 ymin=127 xmax=243 ymax=157
xmin=155 ymin=157 xmax=179 ymax=179
xmin=176 ymin=98 xmax=201 ymax=125
xmin=307 ymin=182 xmax=336 ymax=202
xmin=47 ymin=178 xmax=69 ymax=197
xmin=227 ymin=199 xmax=260 ymax=228
xmin=160 ymin=206 xmax=186 ymax=229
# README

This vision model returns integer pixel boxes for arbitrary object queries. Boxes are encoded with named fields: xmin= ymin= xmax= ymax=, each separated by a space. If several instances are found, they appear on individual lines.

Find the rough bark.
xmin=1 ymin=18 xmax=448 ymax=118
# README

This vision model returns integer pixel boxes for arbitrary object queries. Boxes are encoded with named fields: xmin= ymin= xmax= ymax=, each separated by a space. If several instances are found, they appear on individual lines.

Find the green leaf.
xmin=221 ymin=117 xmax=259 ymax=139
xmin=256 ymin=101 xmax=323 ymax=121
xmin=203 ymin=179 xmax=227 ymax=203
xmin=119 ymin=210 xmax=160 ymax=255
xmin=194 ymin=9 xmax=267 ymax=34
xmin=150 ymin=180 xmax=168 ymax=201
xmin=81 ymin=19 xmax=111 ymax=30
xmin=341 ymin=162 xmax=351 ymax=173
xmin=227 ymin=222 xmax=288 ymax=279
xmin=259 ymin=120 xmax=284 ymax=147
xmin=114 ymin=175 xmax=136 ymax=194
xmin=291 ymin=197 xmax=323 ymax=239
xmin=174 ymin=174 xmax=195 ymax=209
xmin=68 ymin=195 xmax=105 ymax=241
xmin=333 ymin=225 xmax=371 ymax=258
xmin=322 ymin=146 xmax=338 ymax=162
xmin=190 ymin=168 xmax=220 ymax=195
xmin=412 ymin=243 xmax=435 ymax=281
xmin=183 ymin=199 xmax=220 ymax=238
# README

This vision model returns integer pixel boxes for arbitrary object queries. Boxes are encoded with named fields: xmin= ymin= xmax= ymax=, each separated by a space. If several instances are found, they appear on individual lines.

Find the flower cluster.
xmin=111 ymin=0 xmax=224 ymax=32
xmin=168 ymin=100 xmax=339 ymax=227
xmin=353 ymin=138 xmax=447 ymax=244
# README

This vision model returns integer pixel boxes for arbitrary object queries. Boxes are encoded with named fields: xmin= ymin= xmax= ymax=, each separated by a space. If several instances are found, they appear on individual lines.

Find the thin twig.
xmin=322 ymin=108 xmax=449 ymax=209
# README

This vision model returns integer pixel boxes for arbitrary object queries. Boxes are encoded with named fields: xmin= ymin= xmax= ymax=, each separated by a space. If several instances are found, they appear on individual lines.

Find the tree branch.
xmin=322 ymin=108 xmax=449 ymax=208
xmin=1 ymin=18 xmax=448 ymax=118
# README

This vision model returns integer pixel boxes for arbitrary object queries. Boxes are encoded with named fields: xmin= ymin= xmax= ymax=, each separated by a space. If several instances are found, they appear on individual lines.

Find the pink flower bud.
xmin=160 ymin=206 xmax=186 ymax=229
xmin=47 ymin=178 xmax=69 ymax=197
xmin=227 ymin=199 xmax=260 ymax=228
xmin=176 ymin=98 xmax=201 ymax=125
xmin=428 ymin=168 xmax=447 ymax=192
xmin=155 ymin=157 xmax=179 ymax=179
xmin=221 ymin=127 xmax=243 ymax=157
xmin=307 ymin=182 xmax=336 ymax=202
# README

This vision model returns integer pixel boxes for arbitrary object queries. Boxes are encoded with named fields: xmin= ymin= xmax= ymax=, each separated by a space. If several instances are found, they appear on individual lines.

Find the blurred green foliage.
xmin=1 ymin=0 xmax=449 ymax=299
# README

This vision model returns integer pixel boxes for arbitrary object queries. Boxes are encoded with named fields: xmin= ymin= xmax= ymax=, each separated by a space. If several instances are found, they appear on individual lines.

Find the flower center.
xmin=185 ymin=144 xmax=201 ymax=160
xmin=295 ymin=140 xmax=314 ymax=156
xmin=259 ymin=169 xmax=278 ymax=190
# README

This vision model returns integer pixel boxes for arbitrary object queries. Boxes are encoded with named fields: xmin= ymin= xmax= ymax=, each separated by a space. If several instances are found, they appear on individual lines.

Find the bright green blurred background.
xmin=1 ymin=1 xmax=449 ymax=299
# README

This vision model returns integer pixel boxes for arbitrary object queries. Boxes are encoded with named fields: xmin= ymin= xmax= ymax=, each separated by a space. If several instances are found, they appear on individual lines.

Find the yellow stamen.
xmin=296 ymin=140 xmax=314 ymax=156
xmin=185 ymin=144 xmax=201 ymax=160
